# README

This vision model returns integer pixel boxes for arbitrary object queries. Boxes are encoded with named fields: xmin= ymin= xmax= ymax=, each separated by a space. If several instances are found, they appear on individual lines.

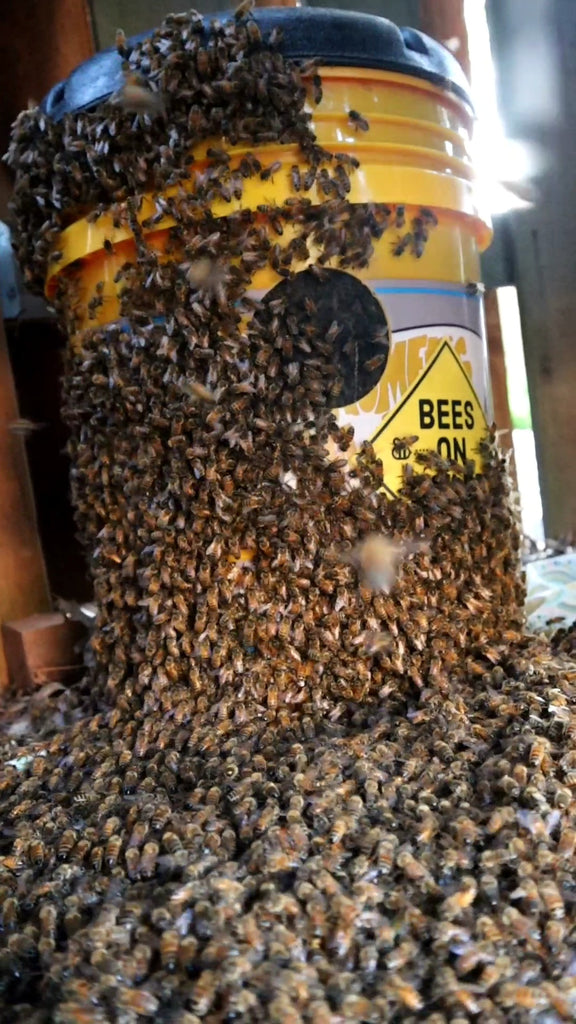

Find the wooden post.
xmin=0 ymin=316 xmax=51 ymax=687
xmin=484 ymin=290 xmax=513 ymax=437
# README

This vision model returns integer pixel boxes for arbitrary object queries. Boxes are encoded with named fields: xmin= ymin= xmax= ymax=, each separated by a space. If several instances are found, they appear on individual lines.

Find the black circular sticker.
xmin=260 ymin=268 xmax=390 ymax=407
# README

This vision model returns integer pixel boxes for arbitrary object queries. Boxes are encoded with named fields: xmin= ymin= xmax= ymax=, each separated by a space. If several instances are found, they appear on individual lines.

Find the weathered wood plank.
xmin=0 ymin=316 xmax=52 ymax=688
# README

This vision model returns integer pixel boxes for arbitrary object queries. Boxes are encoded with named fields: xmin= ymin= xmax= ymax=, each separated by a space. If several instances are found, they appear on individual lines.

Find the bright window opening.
xmin=497 ymin=286 xmax=544 ymax=544
xmin=464 ymin=0 xmax=534 ymax=215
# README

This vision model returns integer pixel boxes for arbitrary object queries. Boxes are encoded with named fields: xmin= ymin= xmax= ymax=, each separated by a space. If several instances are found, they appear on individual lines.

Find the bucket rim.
xmin=40 ymin=8 xmax=473 ymax=123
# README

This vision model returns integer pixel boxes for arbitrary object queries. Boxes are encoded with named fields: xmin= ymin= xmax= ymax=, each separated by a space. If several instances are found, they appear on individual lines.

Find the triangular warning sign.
xmin=371 ymin=341 xmax=489 ymax=497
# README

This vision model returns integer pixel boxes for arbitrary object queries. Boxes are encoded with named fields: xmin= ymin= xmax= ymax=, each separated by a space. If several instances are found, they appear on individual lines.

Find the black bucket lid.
xmin=41 ymin=7 xmax=472 ymax=122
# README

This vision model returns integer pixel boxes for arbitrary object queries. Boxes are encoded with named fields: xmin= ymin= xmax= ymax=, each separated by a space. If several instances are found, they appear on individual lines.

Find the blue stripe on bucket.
xmin=374 ymin=286 xmax=475 ymax=299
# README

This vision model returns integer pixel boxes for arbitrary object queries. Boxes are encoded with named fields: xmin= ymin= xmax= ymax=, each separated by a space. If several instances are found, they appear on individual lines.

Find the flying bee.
xmin=348 ymin=109 xmax=369 ymax=131
xmin=339 ymin=533 xmax=428 ymax=592
xmin=180 ymin=379 xmax=217 ymax=404
xmin=352 ymin=630 xmax=392 ymax=655
xmin=110 ymin=72 xmax=166 ymax=118
xmin=8 ymin=418 xmax=46 ymax=438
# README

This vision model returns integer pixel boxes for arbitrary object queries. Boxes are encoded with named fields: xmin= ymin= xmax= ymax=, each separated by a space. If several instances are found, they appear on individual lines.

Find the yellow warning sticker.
xmin=371 ymin=340 xmax=489 ymax=497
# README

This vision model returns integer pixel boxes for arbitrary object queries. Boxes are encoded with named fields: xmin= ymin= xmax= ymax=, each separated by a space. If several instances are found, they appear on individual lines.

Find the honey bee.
xmin=290 ymin=165 xmax=302 ymax=192
xmin=57 ymin=830 xmax=77 ymax=860
xmin=312 ymin=74 xmax=323 ymax=105
xmin=391 ymin=232 xmax=413 ymax=256
xmin=394 ymin=204 xmax=406 ymax=228
xmin=387 ymin=976 xmax=423 ymax=1011
xmin=115 ymin=27 xmax=128 ymax=56
xmin=140 ymin=841 xmax=160 ymax=878
xmin=529 ymin=736 xmax=551 ymax=769
xmin=38 ymin=902 xmax=58 ymax=937
xmin=441 ymin=879 xmax=477 ymax=919
xmin=544 ymin=918 xmax=567 ymax=953
xmin=539 ymin=879 xmax=564 ymax=918
xmin=89 ymin=846 xmax=104 ymax=872
xmin=260 ymin=161 xmax=282 ymax=182
xmin=348 ymin=109 xmax=369 ymax=132
xmin=498 ymin=984 xmax=547 ymax=1010
xmin=420 ymin=206 xmax=438 ymax=226
xmin=116 ymin=987 xmax=160 ymax=1016
xmin=28 ymin=838 xmax=46 ymax=867
xmin=102 ymin=815 xmax=121 ymax=839
xmin=557 ymin=827 xmax=576 ymax=857
xmin=103 ymin=834 xmax=121 ymax=868
xmin=486 ymin=806 xmax=515 ymax=834
xmin=190 ymin=969 xmax=219 ymax=1015
xmin=159 ymin=928 xmax=180 ymax=971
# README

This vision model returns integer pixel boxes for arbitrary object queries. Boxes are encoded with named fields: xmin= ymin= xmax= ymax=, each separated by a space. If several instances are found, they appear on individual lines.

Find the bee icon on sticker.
xmin=391 ymin=435 xmax=419 ymax=461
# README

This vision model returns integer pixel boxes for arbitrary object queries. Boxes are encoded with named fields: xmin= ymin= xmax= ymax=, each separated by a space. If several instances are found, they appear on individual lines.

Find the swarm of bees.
xmin=2 ymin=8 xmax=576 ymax=1024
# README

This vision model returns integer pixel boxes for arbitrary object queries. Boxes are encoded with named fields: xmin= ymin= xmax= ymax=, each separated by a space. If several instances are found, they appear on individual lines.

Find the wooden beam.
xmin=419 ymin=0 xmax=470 ymax=80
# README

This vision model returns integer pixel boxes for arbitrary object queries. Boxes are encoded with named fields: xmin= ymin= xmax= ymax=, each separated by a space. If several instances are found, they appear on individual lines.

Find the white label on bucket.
xmin=331 ymin=279 xmax=491 ymax=496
